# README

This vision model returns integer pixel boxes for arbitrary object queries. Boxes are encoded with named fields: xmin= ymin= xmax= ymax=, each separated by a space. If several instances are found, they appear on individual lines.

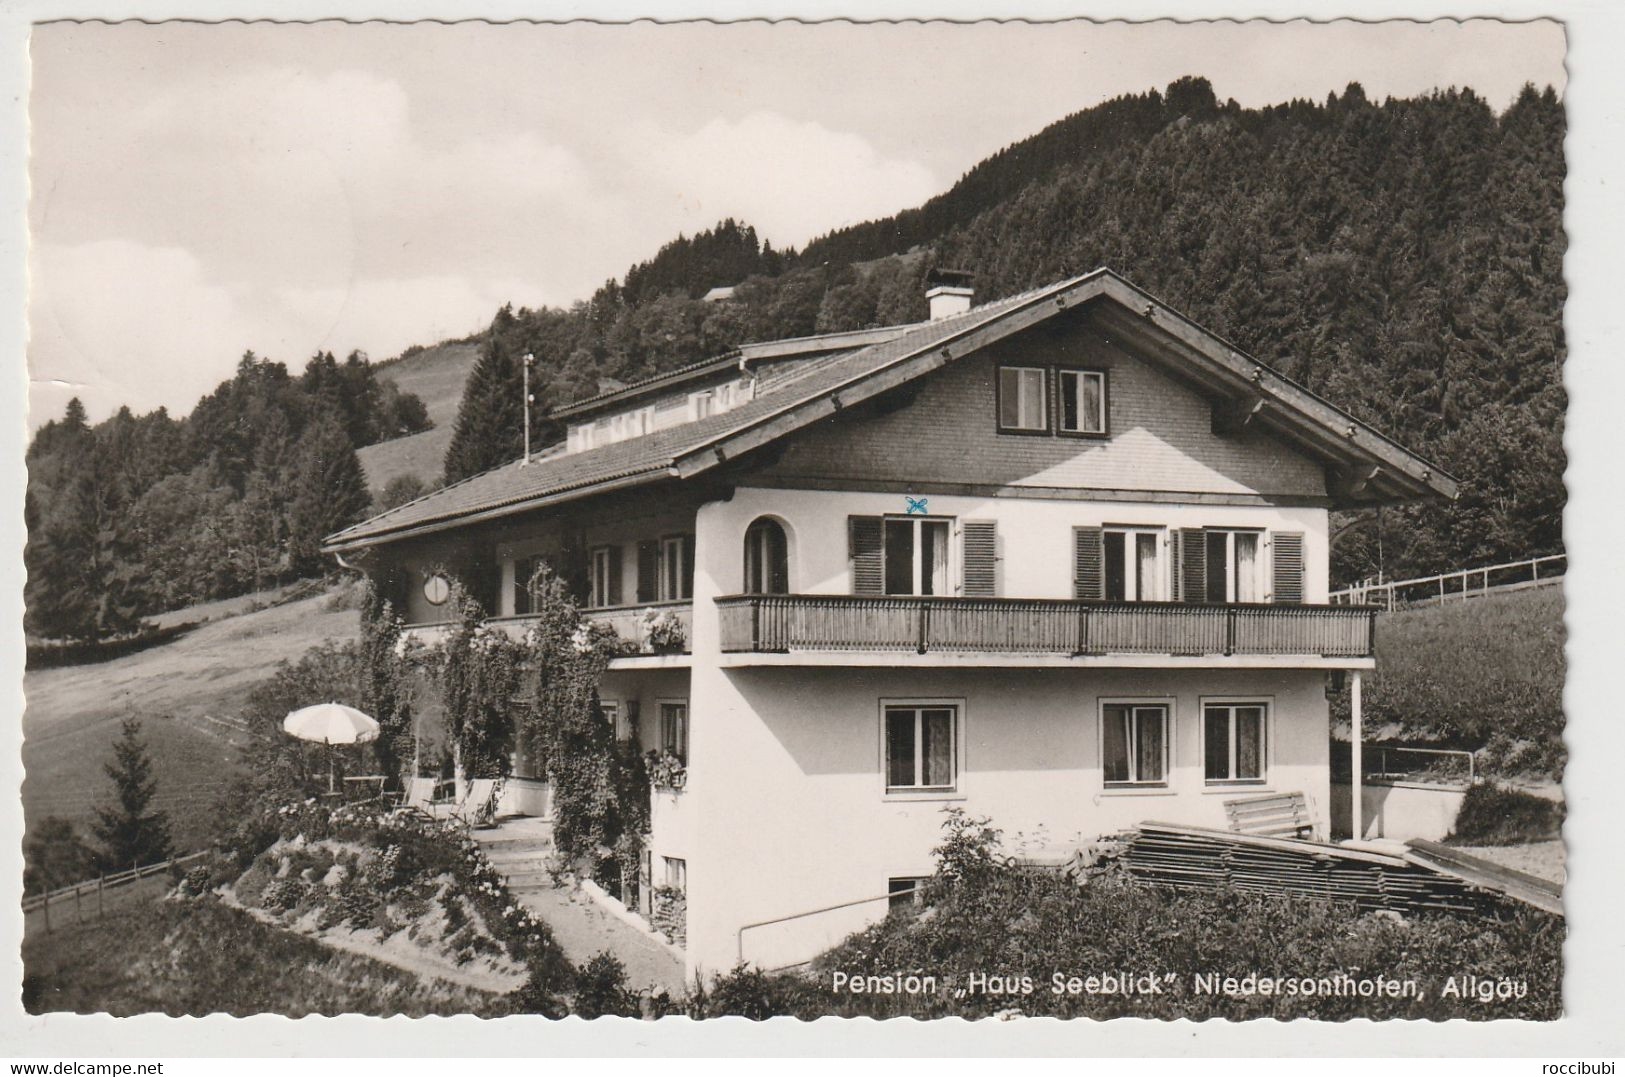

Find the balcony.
xmin=715 ymin=594 xmax=1375 ymax=666
xmin=404 ymin=600 xmax=692 ymax=665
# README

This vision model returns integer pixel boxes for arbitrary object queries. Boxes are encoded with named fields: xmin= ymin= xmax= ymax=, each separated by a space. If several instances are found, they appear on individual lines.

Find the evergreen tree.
xmin=90 ymin=718 xmax=173 ymax=871
xmin=23 ymin=816 xmax=98 ymax=894
xmin=286 ymin=411 xmax=371 ymax=576
xmin=442 ymin=306 xmax=524 ymax=483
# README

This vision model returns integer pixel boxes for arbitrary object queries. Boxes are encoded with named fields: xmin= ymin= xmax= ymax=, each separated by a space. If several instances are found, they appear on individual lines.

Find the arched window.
xmin=743 ymin=517 xmax=790 ymax=594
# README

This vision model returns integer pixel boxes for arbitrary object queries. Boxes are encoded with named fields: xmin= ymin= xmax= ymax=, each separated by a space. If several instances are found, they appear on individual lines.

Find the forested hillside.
xmin=25 ymin=75 xmax=1566 ymax=644
xmin=25 ymin=352 xmax=431 ymax=641
xmin=445 ymin=78 xmax=1564 ymax=584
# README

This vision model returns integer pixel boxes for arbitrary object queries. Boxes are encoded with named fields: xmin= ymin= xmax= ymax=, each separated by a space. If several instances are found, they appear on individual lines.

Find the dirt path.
xmin=514 ymin=884 xmax=686 ymax=996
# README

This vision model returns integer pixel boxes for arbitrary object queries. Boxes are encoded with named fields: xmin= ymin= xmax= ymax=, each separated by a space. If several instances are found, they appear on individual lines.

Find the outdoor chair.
xmin=451 ymin=777 xmax=505 ymax=830
xmin=393 ymin=776 xmax=437 ymax=816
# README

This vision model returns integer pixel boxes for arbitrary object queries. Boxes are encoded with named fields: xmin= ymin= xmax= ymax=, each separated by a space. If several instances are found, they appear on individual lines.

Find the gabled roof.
xmin=325 ymin=269 xmax=1456 ymax=553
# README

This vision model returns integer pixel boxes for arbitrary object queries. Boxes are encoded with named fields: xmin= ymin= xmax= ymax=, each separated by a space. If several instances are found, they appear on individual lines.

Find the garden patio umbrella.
xmin=282 ymin=702 xmax=381 ymax=793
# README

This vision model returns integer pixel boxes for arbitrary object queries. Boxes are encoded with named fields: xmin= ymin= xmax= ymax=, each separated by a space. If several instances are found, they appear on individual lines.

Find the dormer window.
xmin=997 ymin=366 xmax=1048 ymax=432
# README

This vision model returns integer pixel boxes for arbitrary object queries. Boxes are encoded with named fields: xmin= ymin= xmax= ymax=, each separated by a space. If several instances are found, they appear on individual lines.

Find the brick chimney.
xmin=925 ymin=268 xmax=974 ymax=321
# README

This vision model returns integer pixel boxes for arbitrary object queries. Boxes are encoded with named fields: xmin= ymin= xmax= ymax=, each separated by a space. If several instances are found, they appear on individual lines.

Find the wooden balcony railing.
xmin=406 ymin=600 xmax=693 ymax=656
xmin=715 ymin=594 xmax=1376 ymax=659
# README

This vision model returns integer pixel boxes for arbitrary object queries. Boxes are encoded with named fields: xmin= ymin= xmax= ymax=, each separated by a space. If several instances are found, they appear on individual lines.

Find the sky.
xmin=26 ymin=18 xmax=1566 ymax=429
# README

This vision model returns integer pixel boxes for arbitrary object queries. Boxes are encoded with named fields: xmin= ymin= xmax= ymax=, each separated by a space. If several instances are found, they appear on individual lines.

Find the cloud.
xmin=27 ymin=238 xmax=531 ymax=425
xmin=643 ymin=111 xmax=940 ymax=248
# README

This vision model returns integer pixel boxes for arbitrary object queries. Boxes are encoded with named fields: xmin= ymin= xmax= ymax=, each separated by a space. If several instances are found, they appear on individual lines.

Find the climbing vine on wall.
xmin=437 ymin=582 xmax=522 ymax=781
xmin=358 ymin=578 xmax=414 ymax=784
xmin=517 ymin=561 xmax=650 ymax=883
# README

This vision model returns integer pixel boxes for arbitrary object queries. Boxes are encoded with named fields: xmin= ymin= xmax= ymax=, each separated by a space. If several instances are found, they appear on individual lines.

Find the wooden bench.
xmin=1223 ymin=791 xmax=1315 ymax=840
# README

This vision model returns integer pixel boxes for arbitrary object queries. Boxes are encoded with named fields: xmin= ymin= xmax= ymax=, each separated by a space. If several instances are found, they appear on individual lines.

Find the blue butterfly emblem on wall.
xmin=904 ymin=496 xmax=929 ymax=515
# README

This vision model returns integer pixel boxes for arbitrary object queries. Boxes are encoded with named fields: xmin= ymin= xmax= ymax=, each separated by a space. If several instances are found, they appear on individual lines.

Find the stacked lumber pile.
xmin=1117 ymin=823 xmax=1560 ymax=919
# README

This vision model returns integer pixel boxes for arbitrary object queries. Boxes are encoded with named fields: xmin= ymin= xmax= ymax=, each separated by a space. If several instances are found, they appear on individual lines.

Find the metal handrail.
xmin=737 ymin=884 xmax=923 ymax=965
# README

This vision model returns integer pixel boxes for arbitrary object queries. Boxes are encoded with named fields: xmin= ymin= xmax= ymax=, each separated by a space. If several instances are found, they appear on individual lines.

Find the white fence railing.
xmin=23 ymin=851 xmax=207 ymax=932
xmin=1330 ymin=554 xmax=1564 ymax=610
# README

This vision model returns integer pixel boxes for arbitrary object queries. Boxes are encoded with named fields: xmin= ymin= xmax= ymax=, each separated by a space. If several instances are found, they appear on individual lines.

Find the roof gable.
xmin=325 ymin=269 xmax=1455 ymax=552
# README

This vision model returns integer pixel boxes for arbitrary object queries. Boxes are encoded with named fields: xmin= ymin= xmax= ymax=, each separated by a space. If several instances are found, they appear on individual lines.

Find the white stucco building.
xmin=325 ymin=268 xmax=1456 ymax=979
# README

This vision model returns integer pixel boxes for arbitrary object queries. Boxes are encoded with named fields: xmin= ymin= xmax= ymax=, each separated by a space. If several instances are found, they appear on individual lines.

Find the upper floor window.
xmin=1057 ymin=369 xmax=1107 ymax=436
xmin=659 ymin=534 xmax=694 ymax=601
xmin=1205 ymin=529 xmax=1263 ymax=603
xmin=997 ymin=366 xmax=1048 ymax=432
xmin=589 ymin=545 xmax=620 ymax=608
xmin=512 ymin=556 xmax=537 ymax=616
xmin=743 ymin=517 xmax=790 ymax=594
xmin=1104 ymin=527 xmax=1164 ymax=602
xmin=660 ymin=701 xmax=689 ymax=763
xmin=884 ymin=516 xmax=951 ymax=596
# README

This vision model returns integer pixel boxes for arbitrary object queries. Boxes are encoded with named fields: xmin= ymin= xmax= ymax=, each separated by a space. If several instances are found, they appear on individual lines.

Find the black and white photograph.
xmin=7 ymin=4 xmax=1617 ymax=1058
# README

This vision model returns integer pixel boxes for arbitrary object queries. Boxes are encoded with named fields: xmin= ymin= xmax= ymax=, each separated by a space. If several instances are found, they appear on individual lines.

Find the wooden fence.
xmin=1329 ymin=553 xmax=1565 ymax=610
xmin=22 ymin=851 xmax=207 ymax=933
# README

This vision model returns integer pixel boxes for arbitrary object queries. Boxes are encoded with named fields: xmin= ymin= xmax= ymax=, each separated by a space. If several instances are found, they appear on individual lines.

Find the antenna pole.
xmin=522 ymin=352 xmax=535 ymax=465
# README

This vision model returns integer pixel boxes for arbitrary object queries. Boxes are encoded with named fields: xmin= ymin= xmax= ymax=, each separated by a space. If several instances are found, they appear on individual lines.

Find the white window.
xmin=1058 ymin=369 xmax=1107 ymax=435
xmin=884 ymin=703 xmax=958 ymax=792
xmin=883 ymin=516 xmax=951 ymax=596
xmin=1102 ymin=702 xmax=1170 ymax=787
xmin=589 ymin=546 xmax=616 ymax=608
xmin=599 ymin=700 xmax=631 ymax=742
xmin=659 ymin=701 xmax=688 ymax=762
xmin=1204 ymin=701 xmax=1268 ymax=784
xmin=690 ymin=390 xmax=714 ymax=421
xmin=663 ymin=856 xmax=687 ymax=892
xmin=997 ymin=366 xmax=1048 ymax=432
xmin=658 ymin=535 xmax=692 ymax=601
xmin=1104 ymin=526 xmax=1164 ymax=602
xmin=1205 ymin=530 xmax=1263 ymax=603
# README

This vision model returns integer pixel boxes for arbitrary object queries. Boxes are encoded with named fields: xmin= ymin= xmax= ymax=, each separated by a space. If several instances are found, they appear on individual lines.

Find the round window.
xmin=422 ymin=573 xmax=450 ymax=606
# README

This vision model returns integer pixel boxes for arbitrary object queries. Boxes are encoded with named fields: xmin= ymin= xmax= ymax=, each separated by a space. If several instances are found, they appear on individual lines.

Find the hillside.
xmin=358 ymin=340 xmax=481 ymax=492
xmin=22 ymin=584 xmax=361 ymax=852
xmin=1335 ymin=584 xmax=1565 ymax=777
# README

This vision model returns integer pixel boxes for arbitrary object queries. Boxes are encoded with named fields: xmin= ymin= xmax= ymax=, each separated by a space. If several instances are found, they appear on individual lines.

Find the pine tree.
xmin=90 ymin=718 xmax=173 ymax=871
xmin=286 ymin=411 xmax=371 ymax=576
xmin=442 ymin=306 xmax=524 ymax=483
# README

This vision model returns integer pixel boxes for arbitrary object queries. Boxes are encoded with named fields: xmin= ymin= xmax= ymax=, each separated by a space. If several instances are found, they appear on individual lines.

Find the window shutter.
xmin=1178 ymin=528 xmax=1207 ymax=604
xmin=606 ymin=545 xmax=623 ymax=606
xmin=1072 ymin=526 xmax=1104 ymax=600
xmin=962 ymin=520 xmax=998 ymax=597
xmin=681 ymin=534 xmax=696 ymax=599
xmin=849 ymin=516 xmax=884 ymax=595
xmin=1270 ymin=531 xmax=1305 ymax=604
xmin=636 ymin=541 xmax=658 ymax=603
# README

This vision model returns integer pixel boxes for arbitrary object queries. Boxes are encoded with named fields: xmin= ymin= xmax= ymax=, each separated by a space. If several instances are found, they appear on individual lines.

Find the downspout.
xmin=1350 ymin=670 xmax=1363 ymax=841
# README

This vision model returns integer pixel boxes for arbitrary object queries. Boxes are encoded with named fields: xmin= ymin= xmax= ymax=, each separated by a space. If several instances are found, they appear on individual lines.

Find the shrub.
xmin=573 ymin=952 xmax=642 ymax=1018
xmin=705 ymin=808 xmax=1563 ymax=1021
xmin=690 ymin=964 xmax=826 ymax=1020
xmin=1449 ymin=783 xmax=1564 ymax=845
xmin=261 ymin=878 xmax=308 ymax=913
